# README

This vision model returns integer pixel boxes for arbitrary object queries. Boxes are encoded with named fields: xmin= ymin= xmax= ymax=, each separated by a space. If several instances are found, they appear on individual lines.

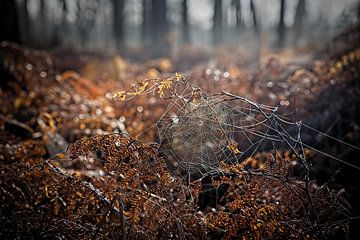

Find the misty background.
xmin=2 ymin=0 xmax=360 ymax=59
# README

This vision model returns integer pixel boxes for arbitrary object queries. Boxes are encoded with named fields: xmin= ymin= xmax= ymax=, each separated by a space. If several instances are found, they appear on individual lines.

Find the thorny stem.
xmin=221 ymin=91 xmax=325 ymax=239
xmin=154 ymin=172 xmax=191 ymax=240
xmin=46 ymin=160 xmax=128 ymax=239
xmin=92 ymin=197 xmax=117 ymax=240
xmin=44 ymin=160 xmax=122 ymax=214
xmin=119 ymin=184 xmax=126 ymax=240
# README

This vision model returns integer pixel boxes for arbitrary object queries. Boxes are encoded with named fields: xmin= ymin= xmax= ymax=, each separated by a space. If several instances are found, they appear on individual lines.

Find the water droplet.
xmin=150 ymin=97 xmax=156 ymax=104
xmin=280 ymin=100 xmax=290 ymax=106
xmin=136 ymin=106 xmax=144 ymax=113
xmin=25 ymin=63 xmax=33 ymax=71
xmin=40 ymin=71 xmax=47 ymax=78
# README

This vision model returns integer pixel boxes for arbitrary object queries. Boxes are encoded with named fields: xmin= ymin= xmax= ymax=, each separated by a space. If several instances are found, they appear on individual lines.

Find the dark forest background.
xmin=1 ymin=0 xmax=359 ymax=59
xmin=1 ymin=1 xmax=360 ymax=239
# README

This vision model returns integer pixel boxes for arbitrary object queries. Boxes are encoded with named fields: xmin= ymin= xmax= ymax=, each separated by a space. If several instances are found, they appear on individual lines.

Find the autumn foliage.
xmin=1 ymin=24 xmax=359 ymax=239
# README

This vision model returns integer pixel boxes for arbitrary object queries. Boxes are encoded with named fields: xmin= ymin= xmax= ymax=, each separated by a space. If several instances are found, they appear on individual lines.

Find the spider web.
xmin=156 ymin=79 xmax=360 ymax=179
xmin=34 ymin=76 xmax=358 ymax=238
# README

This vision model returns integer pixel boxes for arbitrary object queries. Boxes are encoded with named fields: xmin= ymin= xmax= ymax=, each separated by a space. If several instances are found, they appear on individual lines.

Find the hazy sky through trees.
xmin=24 ymin=0 xmax=358 ymax=29
xmin=188 ymin=0 xmax=358 ymax=29
xmin=13 ymin=0 xmax=359 ymax=52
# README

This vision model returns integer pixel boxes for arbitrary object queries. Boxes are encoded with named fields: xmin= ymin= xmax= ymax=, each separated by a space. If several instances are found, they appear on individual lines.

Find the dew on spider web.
xmin=156 ymin=82 xmax=280 ymax=178
xmin=158 ymin=90 xmax=228 ymax=175
xmin=154 ymin=76 xmax=359 ymax=189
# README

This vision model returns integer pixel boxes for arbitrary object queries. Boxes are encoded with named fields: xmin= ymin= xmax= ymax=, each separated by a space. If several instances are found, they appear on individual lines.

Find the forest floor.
xmin=0 ymin=25 xmax=359 ymax=239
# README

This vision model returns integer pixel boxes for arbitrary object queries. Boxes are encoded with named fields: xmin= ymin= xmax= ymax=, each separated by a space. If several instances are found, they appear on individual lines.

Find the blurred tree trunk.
xmin=76 ymin=0 xmax=98 ymax=47
xmin=213 ymin=0 xmax=223 ymax=45
xmin=250 ymin=0 xmax=259 ymax=33
xmin=50 ymin=0 xmax=68 ymax=47
xmin=76 ymin=1 xmax=84 ymax=45
xmin=112 ymin=0 xmax=126 ymax=49
xmin=223 ymin=2 xmax=228 ymax=29
xmin=294 ymin=0 xmax=306 ymax=38
xmin=151 ymin=0 xmax=169 ymax=57
xmin=181 ymin=0 xmax=190 ymax=43
xmin=0 ymin=0 xmax=20 ymax=43
xmin=18 ymin=0 xmax=30 ymax=43
xmin=23 ymin=0 xmax=30 ymax=34
xmin=39 ymin=0 xmax=46 ymax=20
xmin=232 ymin=0 xmax=244 ymax=30
xmin=277 ymin=0 xmax=286 ymax=48
xmin=60 ymin=0 xmax=68 ymax=24
xmin=142 ymin=0 xmax=151 ymax=44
